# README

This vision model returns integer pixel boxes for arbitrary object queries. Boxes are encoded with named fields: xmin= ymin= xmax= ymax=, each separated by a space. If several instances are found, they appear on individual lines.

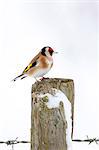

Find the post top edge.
xmin=32 ymin=78 xmax=74 ymax=87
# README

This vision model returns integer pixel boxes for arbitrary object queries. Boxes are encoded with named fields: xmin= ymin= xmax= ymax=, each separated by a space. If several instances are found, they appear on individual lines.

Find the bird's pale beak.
xmin=54 ymin=51 xmax=58 ymax=54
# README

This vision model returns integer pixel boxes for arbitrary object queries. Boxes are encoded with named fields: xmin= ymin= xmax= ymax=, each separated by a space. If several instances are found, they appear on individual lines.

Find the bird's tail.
xmin=12 ymin=74 xmax=27 ymax=82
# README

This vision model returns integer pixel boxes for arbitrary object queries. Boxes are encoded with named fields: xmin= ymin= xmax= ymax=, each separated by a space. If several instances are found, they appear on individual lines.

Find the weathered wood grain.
xmin=31 ymin=78 xmax=74 ymax=150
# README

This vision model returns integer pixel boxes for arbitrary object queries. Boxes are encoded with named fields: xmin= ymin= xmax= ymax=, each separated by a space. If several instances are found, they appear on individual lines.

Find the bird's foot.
xmin=40 ymin=77 xmax=49 ymax=81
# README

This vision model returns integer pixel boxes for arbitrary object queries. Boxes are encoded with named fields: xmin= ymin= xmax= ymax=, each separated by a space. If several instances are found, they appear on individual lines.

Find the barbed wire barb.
xmin=0 ymin=137 xmax=30 ymax=150
xmin=72 ymin=135 xmax=99 ymax=145
xmin=0 ymin=136 xmax=99 ymax=150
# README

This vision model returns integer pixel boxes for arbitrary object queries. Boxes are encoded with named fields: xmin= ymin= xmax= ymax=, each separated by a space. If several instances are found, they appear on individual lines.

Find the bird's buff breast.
xmin=33 ymin=60 xmax=53 ymax=78
xmin=33 ymin=67 xmax=51 ymax=78
xmin=28 ymin=56 xmax=53 ymax=78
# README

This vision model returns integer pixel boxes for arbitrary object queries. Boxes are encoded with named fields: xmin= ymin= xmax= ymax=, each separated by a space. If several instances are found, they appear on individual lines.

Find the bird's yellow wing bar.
xmin=23 ymin=61 xmax=37 ymax=73
xmin=23 ymin=63 xmax=32 ymax=73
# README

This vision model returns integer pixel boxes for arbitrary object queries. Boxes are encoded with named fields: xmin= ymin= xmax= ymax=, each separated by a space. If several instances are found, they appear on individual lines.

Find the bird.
xmin=12 ymin=46 xmax=57 ymax=82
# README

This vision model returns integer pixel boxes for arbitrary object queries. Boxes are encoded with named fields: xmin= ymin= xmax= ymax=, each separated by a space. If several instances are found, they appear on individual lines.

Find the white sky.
xmin=0 ymin=0 xmax=99 ymax=150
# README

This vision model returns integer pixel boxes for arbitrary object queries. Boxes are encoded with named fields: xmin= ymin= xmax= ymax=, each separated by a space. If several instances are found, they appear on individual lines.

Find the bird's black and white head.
xmin=41 ymin=46 xmax=57 ymax=57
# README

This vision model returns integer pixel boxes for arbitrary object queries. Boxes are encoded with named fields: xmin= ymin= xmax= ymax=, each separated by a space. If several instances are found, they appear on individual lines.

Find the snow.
xmin=0 ymin=1 xmax=98 ymax=150
xmin=39 ymin=89 xmax=72 ymax=150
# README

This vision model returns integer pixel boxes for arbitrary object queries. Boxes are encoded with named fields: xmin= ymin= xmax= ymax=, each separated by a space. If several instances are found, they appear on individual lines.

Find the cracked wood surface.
xmin=31 ymin=78 xmax=74 ymax=150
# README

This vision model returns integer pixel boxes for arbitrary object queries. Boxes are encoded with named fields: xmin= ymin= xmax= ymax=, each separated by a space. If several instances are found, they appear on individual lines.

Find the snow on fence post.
xmin=31 ymin=78 xmax=74 ymax=150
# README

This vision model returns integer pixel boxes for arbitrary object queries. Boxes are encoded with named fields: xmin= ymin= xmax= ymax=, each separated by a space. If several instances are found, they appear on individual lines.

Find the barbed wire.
xmin=0 ymin=136 xmax=98 ymax=150
xmin=0 ymin=137 xmax=30 ymax=150
xmin=72 ymin=136 xmax=99 ymax=144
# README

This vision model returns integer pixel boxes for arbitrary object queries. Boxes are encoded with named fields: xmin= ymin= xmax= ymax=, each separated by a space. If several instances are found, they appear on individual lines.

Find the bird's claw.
xmin=40 ymin=77 xmax=49 ymax=81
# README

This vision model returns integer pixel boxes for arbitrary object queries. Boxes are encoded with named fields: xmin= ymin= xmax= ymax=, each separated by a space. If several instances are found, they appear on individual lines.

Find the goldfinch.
xmin=12 ymin=46 xmax=57 ymax=81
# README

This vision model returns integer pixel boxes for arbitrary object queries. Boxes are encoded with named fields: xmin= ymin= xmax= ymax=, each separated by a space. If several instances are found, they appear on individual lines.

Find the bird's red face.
xmin=48 ymin=47 xmax=54 ymax=53
xmin=47 ymin=47 xmax=58 ymax=56
xmin=41 ymin=46 xmax=57 ymax=57
xmin=47 ymin=47 xmax=54 ymax=56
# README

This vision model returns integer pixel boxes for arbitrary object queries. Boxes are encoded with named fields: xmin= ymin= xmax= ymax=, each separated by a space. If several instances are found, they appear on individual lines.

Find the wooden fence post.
xmin=31 ymin=78 xmax=74 ymax=150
